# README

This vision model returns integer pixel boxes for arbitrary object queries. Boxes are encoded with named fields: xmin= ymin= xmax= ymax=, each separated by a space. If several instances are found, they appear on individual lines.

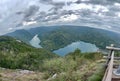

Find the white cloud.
xmin=53 ymin=0 xmax=77 ymax=3
xmin=114 ymin=3 xmax=120 ymax=7
xmin=23 ymin=21 xmax=37 ymax=26
xmin=60 ymin=14 xmax=78 ymax=22
xmin=8 ymin=27 xmax=13 ymax=31
xmin=39 ymin=3 xmax=53 ymax=12
xmin=47 ymin=14 xmax=79 ymax=23
xmin=81 ymin=0 xmax=89 ymax=1
xmin=98 ymin=13 xmax=104 ymax=17
xmin=64 ymin=3 xmax=109 ymax=13
xmin=93 ymin=5 xmax=109 ymax=13
xmin=106 ymin=26 xmax=112 ymax=29
xmin=115 ymin=12 xmax=120 ymax=17
xmin=64 ymin=3 xmax=93 ymax=10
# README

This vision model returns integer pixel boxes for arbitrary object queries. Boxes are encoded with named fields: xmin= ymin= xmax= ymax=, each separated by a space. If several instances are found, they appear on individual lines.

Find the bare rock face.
xmin=0 ymin=68 xmax=43 ymax=81
xmin=19 ymin=70 xmax=34 ymax=74
xmin=47 ymin=73 xmax=57 ymax=81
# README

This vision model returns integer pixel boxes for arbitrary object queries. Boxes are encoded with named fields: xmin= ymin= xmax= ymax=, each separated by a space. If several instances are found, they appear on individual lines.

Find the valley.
xmin=6 ymin=25 xmax=120 ymax=53
xmin=1 ymin=25 xmax=120 ymax=81
xmin=1 ymin=0 xmax=120 ymax=80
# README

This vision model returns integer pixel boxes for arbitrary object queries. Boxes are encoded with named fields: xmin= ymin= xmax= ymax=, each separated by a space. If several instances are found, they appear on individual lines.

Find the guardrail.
xmin=102 ymin=45 xmax=120 ymax=81
xmin=102 ymin=51 xmax=114 ymax=81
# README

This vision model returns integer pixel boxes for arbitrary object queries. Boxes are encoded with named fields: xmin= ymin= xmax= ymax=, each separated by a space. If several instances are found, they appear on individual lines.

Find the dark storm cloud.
xmin=39 ymin=0 xmax=53 ymax=4
xmin=87 ymin=0 xmax=108 ymax=5
xmin=108 ymin=0 xmax=120 ymax=3
xmin=34 ymin=11 xmax=47 ymax=21
xmin=104 ymin=12 xmax=116 ymax=17
xmin=24 ymin=5 xmax=39 ymax=19
xmin=40 ymin=0 xmax=65 ymax=12
xmin=77 ymin=10 xmax=93 ymax=17
xmin=36 ymin=9 xmax=78 ymax=22
xmin=0 ymin=14 xmax=2 ymax=18
xmin=61 ymin=10 xmax=76 ymax=15
xmin=39 ymin=11 xmax=46 ymax=15
xmin=35 ymin=9 xmax=77 ymax=23
xmin=75 ymin=0 xmax=81 ymax=4
xmin=35 ymin=9 xmax=76 ymax=22
xmin=16 ymin=23 xmax=23 ymax=27
xmin=39 ymin=0 xmax=74 ymax=20
xmin=109 ymin=6 xmax=120 ymax=12
xmin=49 ymin=7 xmax=61 ymax=14
xmin=75 ymin=0 xmax=117 ymax=5
xmin=35 ymin=11 xmax=60 ymax=22
xmin=51 ymin=2 xmax=65 ymax=11
xmin=16 ymin=11 xmax=23 ymax=15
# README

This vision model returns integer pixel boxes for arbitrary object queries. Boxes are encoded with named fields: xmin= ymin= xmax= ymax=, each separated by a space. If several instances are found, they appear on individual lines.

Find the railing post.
xmin=102 ymin=44 xmax=115 ymax=81
xmin=102 ymin=51 xmax=114 ymax=81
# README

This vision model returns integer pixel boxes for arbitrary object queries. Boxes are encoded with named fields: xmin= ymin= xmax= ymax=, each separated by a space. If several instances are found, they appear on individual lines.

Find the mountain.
xmin=28 ymin=26 xmax=59 ymax=36
xmin=5 ymin=25 xmax=120 ymax=51
xmin=0 ymin=36 xmax=58 ymax=70
xmin=40 ymin=26 xmax=120 ymax=51
xmin=6 ymin=26 xmax=58 ymax=44
xmin=6 ymin=29 xmax=33 ymax=44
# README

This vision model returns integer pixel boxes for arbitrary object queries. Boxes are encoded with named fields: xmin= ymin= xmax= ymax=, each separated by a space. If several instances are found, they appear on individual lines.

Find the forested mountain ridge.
xmin=40 ymin=26 xmax=119 ymax=51
xmin=6 ymin=25 xmax=120 ymax=51
xmin=6 ymin=29 xmax=33 ymax=44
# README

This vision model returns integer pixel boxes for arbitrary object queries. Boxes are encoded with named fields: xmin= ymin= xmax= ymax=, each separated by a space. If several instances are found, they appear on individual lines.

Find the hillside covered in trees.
xmin=0 ymin=36 xmax=58 ymax=70
xmin=6 ymin=26 xmax=120 ymax=51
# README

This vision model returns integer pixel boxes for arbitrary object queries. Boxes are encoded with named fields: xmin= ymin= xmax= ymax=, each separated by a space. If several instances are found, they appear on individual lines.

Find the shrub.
xmin=87 ymin=67 xmax=104 ymax=81
xmin=43 ymin=58 xmax=77 ymax=76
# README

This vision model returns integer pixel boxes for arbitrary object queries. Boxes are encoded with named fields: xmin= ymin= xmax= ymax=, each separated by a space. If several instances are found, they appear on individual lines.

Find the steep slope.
xmin=0 ymin=36 xmax=58 ymax=70
xmin=6 ymin=29 xmax=33 ymax=44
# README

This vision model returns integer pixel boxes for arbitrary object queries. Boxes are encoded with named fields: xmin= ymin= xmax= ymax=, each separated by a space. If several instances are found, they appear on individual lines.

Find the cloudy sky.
xmin=0 ymin=0 xmax=120 ymax=35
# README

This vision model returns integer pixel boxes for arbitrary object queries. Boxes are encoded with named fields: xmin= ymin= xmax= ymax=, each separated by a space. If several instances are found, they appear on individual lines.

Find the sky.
xmin=0 ymin=0 xmax=120 ymax=35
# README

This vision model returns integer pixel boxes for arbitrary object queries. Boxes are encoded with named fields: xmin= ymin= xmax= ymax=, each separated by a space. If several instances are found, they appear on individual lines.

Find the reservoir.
xmin=29 ymin=34 xmax=42 ymax=48
xmin=53 ymin=41 xmax=98 ymax=56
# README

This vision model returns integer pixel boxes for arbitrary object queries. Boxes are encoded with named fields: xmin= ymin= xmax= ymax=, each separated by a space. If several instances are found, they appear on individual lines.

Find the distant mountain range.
xmin=5 ymin=25 xmax=120 ymax=51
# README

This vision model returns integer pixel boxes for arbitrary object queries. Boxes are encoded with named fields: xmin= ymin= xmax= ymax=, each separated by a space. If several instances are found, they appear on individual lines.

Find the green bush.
xmin=48 ymin=71 xmax=82 ymax=81
xmin=87 ymin=67 xmax=104 ymax=81
xmin=43 ymin=58 xmax=77 ymax=76
xmin=42 ymin=50 xmax=104 ymax=81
